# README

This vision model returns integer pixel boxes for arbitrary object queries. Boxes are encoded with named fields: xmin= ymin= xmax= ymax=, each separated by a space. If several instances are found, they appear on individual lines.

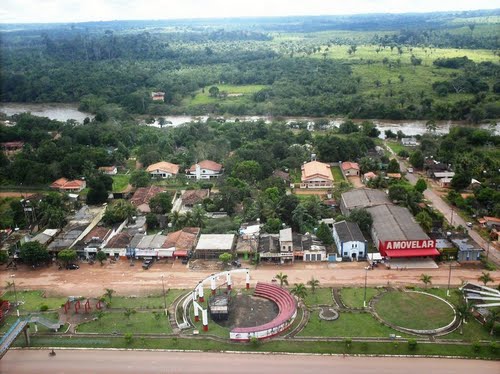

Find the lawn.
xmin=2 ymin=291 xmax=67 ymax=312
xmin=111 ymin=290 xmax=186 ymax=309
xmin=15 ymin=335 xmax=500 ymax=359
xmin=340 ymin=287 xmax=382 ymax=309
xmin=330 ymin=166 xmax=344 ymax=182
xmin=385 ymin=141 xmax=410 ymax=155
xmin=111 ymin=174 xmax=131 ymax=193
xmin=440 ymin=318 xmax=494 ymax=342
xmin=303 ymin=288 xmax=333 ymax=306
xmin=185 ymin=84 xmax=267 ymax=106
xmin=77 ymin=310 xmax=172 ymax=334
xmin=299 ymin=310 xmax=406 ymax=338
xmin=374 ymin=291 xmax=455 ymax=330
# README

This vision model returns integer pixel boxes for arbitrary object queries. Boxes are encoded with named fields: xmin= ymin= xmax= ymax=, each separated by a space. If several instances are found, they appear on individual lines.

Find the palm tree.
xmin=168 ymin=211 xmax=180 ymax=230
xmin=420 ymin=274 xmax=432 ymax=289
xmin=486 ymin=309 xmax=499 ymax=336
xmin=123 ymin=307 xmax=136 ymax=321
xmin=104 ymin=288 xmax=115 ymax=302
xmin=478 ymin=271 xmax=493 ymax=286
xmin=291 ymin=283 xmax=308 ymax=301
xmin=275 ymin=272 xmax=288 ymax=288
xmin=455 ymin=301 xmax=471 ymax=335
xmin=307 ymin=277 xmax=320 ymax=294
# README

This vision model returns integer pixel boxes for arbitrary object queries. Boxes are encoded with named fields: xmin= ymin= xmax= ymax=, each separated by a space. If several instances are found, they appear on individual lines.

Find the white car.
xmin=466 ymin=222 xmax=473 ymax=228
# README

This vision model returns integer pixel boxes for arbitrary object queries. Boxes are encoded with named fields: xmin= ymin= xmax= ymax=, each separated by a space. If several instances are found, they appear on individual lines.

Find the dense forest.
xmin=1 ymin=10 xmax=499 ymax=121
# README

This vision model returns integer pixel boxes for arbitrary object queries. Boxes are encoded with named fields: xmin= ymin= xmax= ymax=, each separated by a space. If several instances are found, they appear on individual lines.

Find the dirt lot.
xmin=1 ymin=260 xmax=498 ymax=298
xmin=347 ymin=176 xmax=363 ymax=188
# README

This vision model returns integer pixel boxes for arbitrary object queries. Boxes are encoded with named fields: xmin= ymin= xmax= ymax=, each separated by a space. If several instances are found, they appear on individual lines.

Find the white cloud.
xmin=0 ymin=0 xmax=499 ymax=23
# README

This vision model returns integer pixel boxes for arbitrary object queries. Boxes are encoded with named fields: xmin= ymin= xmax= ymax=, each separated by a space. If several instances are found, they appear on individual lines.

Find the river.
xmin=0 ymin=103 xmax=92 ymax=123
xmin=1 ymin=103 xmax=497 ymax=136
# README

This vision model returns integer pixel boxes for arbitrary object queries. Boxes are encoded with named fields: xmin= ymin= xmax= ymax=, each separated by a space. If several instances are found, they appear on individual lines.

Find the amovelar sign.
xmin=384 ymin=239 xmax=436 ymax=250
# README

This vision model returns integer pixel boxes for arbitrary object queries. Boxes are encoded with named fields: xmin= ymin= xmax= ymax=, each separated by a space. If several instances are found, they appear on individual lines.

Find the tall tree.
xmin=291 ymin=283 xmax=308 ymax=300
xmin=275 ymin=272 xmax=289 ymax=288
xmin=307 ymin=277 xmax=320 ymax=294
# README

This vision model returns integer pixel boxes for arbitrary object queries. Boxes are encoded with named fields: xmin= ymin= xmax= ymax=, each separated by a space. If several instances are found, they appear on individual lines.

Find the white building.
xmin=186 ymin=160 xmax=223 ymax=180
xmin=146 ymin=161 xmax=179 ymax=179
xmin=332 ymin=220 xmax=367 ymax=261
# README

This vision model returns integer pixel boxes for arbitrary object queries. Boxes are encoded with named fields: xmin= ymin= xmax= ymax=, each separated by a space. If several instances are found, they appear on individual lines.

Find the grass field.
xmin=111 ymin=290 xmax=185 ymax=309
xmin=77 ymin=310 xmax=172 ymax=334
xmin=2 ymin=291 xmax=67 ymax=312
xmin=374 ymin=291 xmax=455 ymax=330
xmin=184 ymin=84 xmax=267 ymax=106
xmin=299 ymin=311 xmax=405 ymax=338
xmin=330 ymin=166 xmax=344 ymax=182
xmin=303 ymin=288 xmax=333 ymax=306
xmin=111 ymin=174 xmax=131 ymax=192
xmin=385 ymin=140 xmax=411 ymax=155
xmin=340 ymin=288 xmax=382 ymax=309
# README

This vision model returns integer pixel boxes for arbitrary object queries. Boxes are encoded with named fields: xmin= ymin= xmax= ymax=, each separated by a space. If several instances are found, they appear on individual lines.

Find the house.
xmin=401 ymin=137 xmax=418 ymax=146
xmin=132 ymin=233 xmax=171 ymax=258
xmin=300 ymin=233 xmax=327 ymax=262
xmin=469 ymin=179 xmax=482 ymax=190
xmin=194 ymin=234 xmax=236 ymax=259
xmin=432 ymin=171 xmax=455 ymax=180
xmin=272 ymin=169 xmax=290 ymax=183
xmin=451 ymin=238 xmax=483 ymax=262
xmin=332 ymin=221 xmax=367 ymax=261
xmin=98 ymin=166 xmax=118 ymax=175
xmin=478 ymin=216 xmax=500 ymax=229
xmin=425 ymin=160 xmax=449 ymax=177
xmin=146 ymin=161 xmax=179 ymax=179
xmin=30 ymin=229 xmax=59 ymax=246
xmin=130 ymin=186 xmax=166 ymax=214
xmin=181 ymin=189 xmax=210 ymax=208
xmin=300 ymin=161 xmax=333 ymax=189
xmin=1 ymin=141 xmax=24 ymax=153
xmin=151 ymin=91 xmax=165 ymax=101
xmin=386 ymin=173 xmax=402 ymax=180
xmin=186 ymin=160 xmax=223 ymax=180
xmin=363 ymin=172 xmax=377 ymax=184
xmin=439 ymin=177 xmax=453 ymax=188
xmin=259 ymin=228 xmax=295 ymax=264
xmin=103 ymin=232 xmax=132 ymax=258
xmin=340 ymin=188 xmax=391 ymax=216
xmin=162 ymin=227 xmax=200 ymax=259
xmin=341 ymin=161 xmax=360 ymax=177
xmin=50 ymin=178 xmax=86 ymax=193
xmin=80 ymin=226 xmax=112 ymax=258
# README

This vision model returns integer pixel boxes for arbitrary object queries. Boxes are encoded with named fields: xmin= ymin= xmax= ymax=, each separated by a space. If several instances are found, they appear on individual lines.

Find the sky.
xmin=0 ymin=0 xmax=499 ymax=24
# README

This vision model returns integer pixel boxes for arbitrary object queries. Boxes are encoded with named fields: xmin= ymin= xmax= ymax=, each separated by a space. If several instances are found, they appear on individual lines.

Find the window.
xmin=343 ymin=252 xmax=348 ymax=256
xmin=288 ymin=246 xmax=291 ymax=251
xmin=305 ymin=254 xmax=310 ymax=261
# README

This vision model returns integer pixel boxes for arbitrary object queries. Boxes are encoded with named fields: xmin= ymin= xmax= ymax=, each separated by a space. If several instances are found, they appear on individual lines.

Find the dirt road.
xmin=2 ymin=261 xmax=497 ymax=297
xmin=2 ymin=350 xmax=498 ymax=374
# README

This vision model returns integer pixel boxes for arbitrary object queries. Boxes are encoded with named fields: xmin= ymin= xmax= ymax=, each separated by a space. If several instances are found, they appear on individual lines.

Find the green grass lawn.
xmin=77 ymin=310 xmax=172 ymax=334
xmin=330 ymin=166 xmax=344 ymax=182
xmin=111 ymin=290 xmax=186 ymax=309
xmin=185 ymin=84 xmax=267 ymax=106
xmin=15 ymin=335 xmax=499 ymax=359
xmin=440 ymin=318 xmax=494 ymax=342
xmin=2 ymin=291 xmax=67 ymax=312
xmin=374 ymin=291 xmax=455 ymax=330
xmin=299 ymin=310 xmax=406 ymax=338
xmin=340 ymin=288 xmax=382 ymax=309
xmin=111 ymin=174 xmax=131 ymax=192
xmin=303 ymin=288 xmax=333 ymax=306
xmin=386 ymin=141 xmax=410 ymax=155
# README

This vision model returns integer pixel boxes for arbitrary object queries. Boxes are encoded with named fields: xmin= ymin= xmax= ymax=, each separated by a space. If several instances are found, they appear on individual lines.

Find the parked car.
xmin=181 ymin=258 xmax=189 ymax=265
xmin=66 ymin=264 xmax=79 ymax=270
xmin=142 ymin=259 xmax=154 ymax=270
xmin=407 ymin=168 xmax=413 ymax=173
xmin=232 ymin=260 xmax=241 ymax=268
xmin=466 ymin=222 xmax=473 ymax=228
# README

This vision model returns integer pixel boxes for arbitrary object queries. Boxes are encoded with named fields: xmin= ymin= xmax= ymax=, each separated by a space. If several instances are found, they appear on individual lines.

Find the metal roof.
xmin=333 ymin=220 xmax=365 ymax=242
xmin=367 ymin=204 xmax=429 ymax=242
xmin=341 ymin=189 xmax=390 ymax=211
xmin=195 ymin=234 xmax=235 ymax=251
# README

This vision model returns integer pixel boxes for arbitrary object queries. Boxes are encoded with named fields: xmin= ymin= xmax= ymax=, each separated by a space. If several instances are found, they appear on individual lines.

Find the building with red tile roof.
xmin=130 ymin=186 xmax=166 ymax=213
xmin=50 ymin=178 xmax=86 ymax=193
xmin=186 ymin=160 xmax=223 ymax=180
xmin=146 ymin=161 xmax=179 ymax=178
xmin=300 ymin=161 xmax=333 ymax=189
xmin=341 ymin=161 xmax=360 ymax=176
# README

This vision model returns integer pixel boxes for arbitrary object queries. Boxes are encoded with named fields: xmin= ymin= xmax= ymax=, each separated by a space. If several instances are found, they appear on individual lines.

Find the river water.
xmin=1 ymin=103 xmax=497 ymax=136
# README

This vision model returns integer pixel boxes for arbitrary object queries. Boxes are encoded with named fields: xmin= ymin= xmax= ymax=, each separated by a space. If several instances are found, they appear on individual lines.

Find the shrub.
xmin=472 ymin=341 xmax=481 ymax=352
xmin=489 ymin=341 xmax=498 ymax=353
xmin=124 ymin=333 xmax=133 ymax=345
xmin=344 ymin=338 xmax=352 ymax=348
xmin=39 ymin=304 xmax=49 ymax=311
xmin=250 ymin=336 xmax=260 ymax=348
xmin=407 ymin=339 xmax=417 ymax=351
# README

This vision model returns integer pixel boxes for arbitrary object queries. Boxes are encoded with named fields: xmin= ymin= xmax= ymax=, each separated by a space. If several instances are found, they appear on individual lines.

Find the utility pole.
xmin=10 ymin=275 xmax=19 ymax=317
xmin=161 ymin=275 xmax=167 ymax=310
xmin=486 ymin=240 xmax=490 ymax=262
xmin=363 ymin=268 xmax=368 ymax=308
xmin=446 ymin=260 xmax=452 ymax=297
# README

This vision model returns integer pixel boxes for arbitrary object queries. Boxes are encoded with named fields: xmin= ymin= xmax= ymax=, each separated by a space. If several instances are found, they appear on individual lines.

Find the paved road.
xmin=2 ymin=350 xmax=498 ymax=374
xmin=393 ymin=147 xmax=500 ymax=266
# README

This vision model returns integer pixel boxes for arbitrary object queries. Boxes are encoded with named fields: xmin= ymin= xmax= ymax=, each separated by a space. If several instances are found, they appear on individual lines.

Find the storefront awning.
xmin=174 ymin=250 xmax=188 ymax=257
xmin=384 ymin=248 xmax=440 ymax=258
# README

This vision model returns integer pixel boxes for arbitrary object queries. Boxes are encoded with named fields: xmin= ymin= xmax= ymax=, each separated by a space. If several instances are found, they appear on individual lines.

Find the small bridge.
xmin=0 ymin=315 xmax=63 ymax=360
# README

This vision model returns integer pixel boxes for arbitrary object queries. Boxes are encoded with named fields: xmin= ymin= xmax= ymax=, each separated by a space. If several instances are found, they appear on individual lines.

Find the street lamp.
xmin=363 ymin=268 xmax=368 ymax=308
xmin=10 ymin=275 xmax=19 ymax=317
xmin=161 ymin=275 xmax=167 ymax=310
